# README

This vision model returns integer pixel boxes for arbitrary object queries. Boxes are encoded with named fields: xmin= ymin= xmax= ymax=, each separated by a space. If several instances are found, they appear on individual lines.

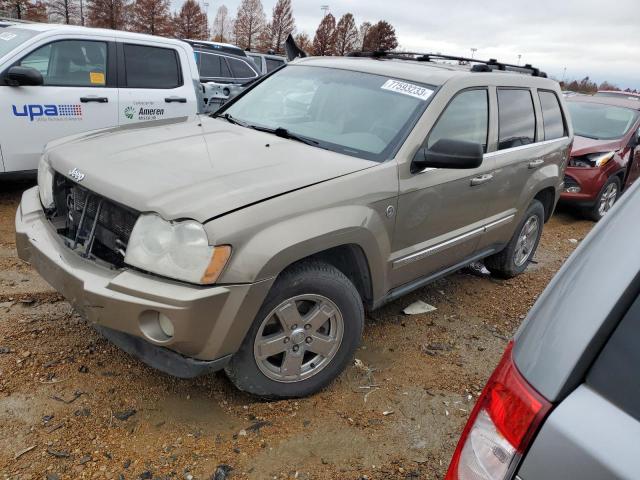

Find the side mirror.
xmin=5 ymin=66 xmax=43 ymax=87
xmin=411 ymin=139 xmax=484 ymax=173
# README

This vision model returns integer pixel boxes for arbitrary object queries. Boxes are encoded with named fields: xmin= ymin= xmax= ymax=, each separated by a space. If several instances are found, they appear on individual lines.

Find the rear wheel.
xmin=485 ymin=200 xmax=545 ymax=279
xmin=587 ymin=176 xmax=620 ymax=221
xmin=225 ymin=261 xmax=363 ymax=398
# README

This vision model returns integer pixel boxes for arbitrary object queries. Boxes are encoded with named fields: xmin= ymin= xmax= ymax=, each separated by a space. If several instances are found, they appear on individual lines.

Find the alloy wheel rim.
xmin=598 ymin=183 xmax=618 ymax=217
xmin=253 ymin=294 xmax=344 ymax=383
xmin=514 ymin=215 xmax=539 ymax=267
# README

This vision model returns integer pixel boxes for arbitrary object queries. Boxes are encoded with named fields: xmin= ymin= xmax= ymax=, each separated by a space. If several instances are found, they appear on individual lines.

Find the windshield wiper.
xmin=214 ymin=112 xmax=248 ymax=127
xmin=250 ymin=125 xmax=320 ymax=147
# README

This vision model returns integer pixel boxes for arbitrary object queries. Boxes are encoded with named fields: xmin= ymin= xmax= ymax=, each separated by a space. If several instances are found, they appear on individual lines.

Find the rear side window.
xmin=199 ymin=53 xmax=231 ymax=78
xmin=539 ymin=91 xmax=566 ymax=140
xmin=18 ymin=40 xmax=107 ymax=87
xmin=265 ymin=58 xmax=285 ymax=73
xmin=588 ymin=293 xmax=640 ymax=422
xmin=427 ymin=89 xmax=489 ymax=152
xmin=498 ymin=88 xmax=536 ymax=149
xmin=123 ymin=44 xmax=181 ymax=89
xmin=227 ymin=57 xmax=256 ymax=78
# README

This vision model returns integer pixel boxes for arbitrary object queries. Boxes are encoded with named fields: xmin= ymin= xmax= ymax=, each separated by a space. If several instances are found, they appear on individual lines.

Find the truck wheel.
xmin=484 ymin=200 xmax=545 ymax=279
xmin=225 ymin=261 xmax=364 ymax=398
xmin=587 ymin=176 xmax=620 ymax=222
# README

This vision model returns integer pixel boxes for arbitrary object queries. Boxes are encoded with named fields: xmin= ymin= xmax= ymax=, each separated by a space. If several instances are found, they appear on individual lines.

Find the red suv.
xmin=561 ymin=96 xmax=640 ymax=220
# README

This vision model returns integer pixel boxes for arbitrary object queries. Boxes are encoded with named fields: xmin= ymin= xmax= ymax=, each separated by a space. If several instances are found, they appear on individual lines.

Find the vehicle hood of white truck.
xmin=45 ymin=116 xmax=377 ymax=223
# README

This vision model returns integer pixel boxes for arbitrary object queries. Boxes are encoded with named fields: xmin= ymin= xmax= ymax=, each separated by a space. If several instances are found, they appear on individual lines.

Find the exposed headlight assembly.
xmin=124 ymin=214 xmax=231 ymax=285
xmin=569 ymin=151 xmax=615 ymax=168
xmin=37 ymin=156 xmax=55 ymax=210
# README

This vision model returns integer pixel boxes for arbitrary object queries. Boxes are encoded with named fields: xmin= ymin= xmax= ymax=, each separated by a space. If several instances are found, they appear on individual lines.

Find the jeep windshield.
xmin=0 ymin=28 xmax=37 ymax=60
xmin=220 ymin=65 xmax=434 ymax=161
xmin=568 ymin=101 xmax=639 ymax=140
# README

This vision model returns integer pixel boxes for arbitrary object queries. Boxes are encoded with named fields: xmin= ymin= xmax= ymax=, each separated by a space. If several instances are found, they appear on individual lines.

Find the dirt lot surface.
xmin=0 ymin=179 xmax=593 ymax=480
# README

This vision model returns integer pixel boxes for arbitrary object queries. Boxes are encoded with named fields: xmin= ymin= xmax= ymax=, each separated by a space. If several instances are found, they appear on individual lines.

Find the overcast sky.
xmin=184 ymin=0 xmax=640 ymax=89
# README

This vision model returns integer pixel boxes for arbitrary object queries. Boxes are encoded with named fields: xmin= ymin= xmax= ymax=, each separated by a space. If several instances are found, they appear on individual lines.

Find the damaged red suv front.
xmin=561 ymin=96 xmax=640 ymax=221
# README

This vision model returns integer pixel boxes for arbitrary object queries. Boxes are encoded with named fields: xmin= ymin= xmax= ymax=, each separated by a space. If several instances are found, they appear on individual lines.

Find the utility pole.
xmin=517 ymin=54 xmax=521 ymax=66
xmin=562 ymin=67 xmax=567 ymax=83
xmin=470 ymin=48 xmax=477 ymax=59
xmin=321 ymin=5 xmax=330 ymax=17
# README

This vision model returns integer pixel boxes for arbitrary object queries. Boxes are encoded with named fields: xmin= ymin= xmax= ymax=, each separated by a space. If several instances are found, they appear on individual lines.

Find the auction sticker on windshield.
xmin=381 ymin=79 xmax=433 ymax=100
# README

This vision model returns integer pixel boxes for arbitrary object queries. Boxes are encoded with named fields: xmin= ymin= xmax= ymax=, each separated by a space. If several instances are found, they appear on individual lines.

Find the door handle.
xmin=470 ymin=173 xmax=494 ymax=186
xmin=165 ymin=96 xmax=187 ymax=103
xmin=80 ymin=96 xmax=108 ymax=103
xmin=528 ymin=159 xmax=544 ymax=169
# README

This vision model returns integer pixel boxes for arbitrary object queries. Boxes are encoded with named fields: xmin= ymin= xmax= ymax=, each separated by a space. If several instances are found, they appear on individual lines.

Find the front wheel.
xmin=485 ymin=200 xmax=545 ymax=279
xmin=225 ymin=261 xmax=364 ymax=398
xmin=587 ymin=176 xmax=620 ymax=221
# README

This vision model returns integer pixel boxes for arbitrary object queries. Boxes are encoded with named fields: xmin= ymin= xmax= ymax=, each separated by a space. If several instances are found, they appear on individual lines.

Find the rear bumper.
xmin=15 ymin=187 xmax=273 ymax=372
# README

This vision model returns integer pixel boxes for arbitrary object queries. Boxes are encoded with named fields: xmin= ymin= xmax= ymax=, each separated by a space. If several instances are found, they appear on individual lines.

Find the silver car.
xmin=446 ymin=181 xmax=640 ymax=479
xmin=16 ymin=54 xmax=571 ymax=398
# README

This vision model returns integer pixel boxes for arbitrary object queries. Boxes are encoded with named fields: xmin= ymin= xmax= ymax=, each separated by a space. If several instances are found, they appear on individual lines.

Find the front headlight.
xmin=569 ymin=151 xmax=615 ymax=168
xmin=37 ymin=157 xmax=55 ymax=210
xmin=124 ymin=214 xmax=231 ymax=285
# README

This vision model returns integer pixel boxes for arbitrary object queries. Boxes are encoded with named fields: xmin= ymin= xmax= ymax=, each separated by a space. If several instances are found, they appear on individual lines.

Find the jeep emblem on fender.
xmin=68 ymin=168 xmax=85 ymax=182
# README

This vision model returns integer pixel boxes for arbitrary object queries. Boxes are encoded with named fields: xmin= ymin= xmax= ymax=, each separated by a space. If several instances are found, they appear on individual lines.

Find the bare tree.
xmin=357 ymin=21 xmax=371 ymax=51
xmin=86 ymin=0 xmax=129 ymax=29
xmin=264 ymin=0 xmax=295 ymax=54
xmin=312 ymin=12 xmax=335 ymax=56
xmin=174 ymin=0 xmax=208 ymax=39
xmin=0 ymin=0 xmax=30 ymax=18
xmin=363 ymin=20 xmax=398 ymax=51
xmin=332 ymin=13 xmax=358 ymax=56
xmin=130 ymin=0 xmax=173 ymax=36
xmin=294 ymin=31 xmax=311 ymax=52
xmin=212 ymin=4 xmax=233 ymax=43
xmin=233 ymin=0 xmax=265 ymax=50
xmin=26 ymin=0 xmax=47 ymax=20
xmin=47 ymin=0 xmax=79 ymax=24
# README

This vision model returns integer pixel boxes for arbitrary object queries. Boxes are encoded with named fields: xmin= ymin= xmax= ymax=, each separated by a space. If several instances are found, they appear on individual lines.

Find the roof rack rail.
xmin=346 ymin=50 xmax=547 ymax=78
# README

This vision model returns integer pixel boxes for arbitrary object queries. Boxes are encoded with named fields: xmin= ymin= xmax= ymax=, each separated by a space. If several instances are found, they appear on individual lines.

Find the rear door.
xmin=0 ymin=36 xmax=118 ymax=172
xmin=117 ymin=41 xmax=195 ymax=126
xmin=517 ymin=292 xmax=640 ymax=480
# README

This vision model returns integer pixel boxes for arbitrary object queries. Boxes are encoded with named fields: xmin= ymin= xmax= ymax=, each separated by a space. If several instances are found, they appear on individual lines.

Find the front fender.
xmin=207 ymin=162 xmax=398 ymax=303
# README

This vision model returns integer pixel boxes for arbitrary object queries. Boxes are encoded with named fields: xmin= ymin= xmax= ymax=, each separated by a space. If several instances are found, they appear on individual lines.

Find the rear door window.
xmin=18 ymin=40 xmax=107 ymax=87
xmin=538 ymin=91 xmax=566 ymax=140
xmin=265 ymin=58 xmax=285 ymax=73
xmin=497 ymin=88 xmax=536 ymax=149
xmin=123 ymin=44 xmax=181 ymax=89
xmin=199 ymin=52 xmax=231 ymax=78
xmin=427 ymin=89 xmax=489 ymax=152
xmin=226 ymin=57 xmax=256 ymax=79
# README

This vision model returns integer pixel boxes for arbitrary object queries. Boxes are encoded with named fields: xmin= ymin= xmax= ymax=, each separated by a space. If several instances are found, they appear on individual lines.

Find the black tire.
xmin=586 ymin=175 xmax=621 ymax=222
xmin=484 ymin=200 xmax=545 ymax=279
xmin=224 ymin=261 xmax=364 ymax=398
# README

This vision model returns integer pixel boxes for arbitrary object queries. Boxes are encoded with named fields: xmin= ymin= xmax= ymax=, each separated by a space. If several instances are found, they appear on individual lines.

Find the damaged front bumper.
xmin=15 ymin=187 xmax=272 ymax=377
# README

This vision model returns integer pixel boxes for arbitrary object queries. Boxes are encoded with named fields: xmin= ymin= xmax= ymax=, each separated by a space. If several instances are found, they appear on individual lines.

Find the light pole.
xmin=321 ymin=5 xmax=330 ymax=16
xmin=470 ymin=48 xmax=477 ymax=59
xmin=517 ymin=54 xmax=521 ymax=66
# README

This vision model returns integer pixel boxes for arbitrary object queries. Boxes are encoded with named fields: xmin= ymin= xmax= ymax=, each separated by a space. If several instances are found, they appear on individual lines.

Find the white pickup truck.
xmin=0 ymin=23 xmax=212 ymax=175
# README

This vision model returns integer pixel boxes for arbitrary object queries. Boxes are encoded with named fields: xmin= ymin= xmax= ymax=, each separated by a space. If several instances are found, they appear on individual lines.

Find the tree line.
xmin=560 ymin=77 xmax=639 ymax=95
xmin=0 ymin=0 xmax=398 ymax=56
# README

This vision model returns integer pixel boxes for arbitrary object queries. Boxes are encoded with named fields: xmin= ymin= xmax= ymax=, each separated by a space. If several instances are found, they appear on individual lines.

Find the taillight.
xmin=445 ymin=341 xmax=551 ymax=480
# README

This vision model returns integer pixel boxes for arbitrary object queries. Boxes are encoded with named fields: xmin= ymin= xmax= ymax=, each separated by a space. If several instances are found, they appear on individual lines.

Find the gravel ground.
xmin=0 ymin=179 xmax=593 ymax=480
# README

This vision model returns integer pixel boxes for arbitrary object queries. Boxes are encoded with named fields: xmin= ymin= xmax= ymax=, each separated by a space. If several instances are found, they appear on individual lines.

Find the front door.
xmin=0 ymin=37 xmax=118 ymax=172
xmin=624 ymin=126 xmax=640 ymax=188
xmin=391 ymin=88 xmax=496 ymax=288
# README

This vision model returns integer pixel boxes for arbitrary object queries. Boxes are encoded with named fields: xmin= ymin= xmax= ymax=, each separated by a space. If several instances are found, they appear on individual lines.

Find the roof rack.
xmin=346 ymin=51 xmax=547 ymax=78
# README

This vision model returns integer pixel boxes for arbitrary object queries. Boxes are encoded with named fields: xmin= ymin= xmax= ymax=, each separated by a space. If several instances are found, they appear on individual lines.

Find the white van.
xmin=0 ymin=23 xmax=203 ymax=175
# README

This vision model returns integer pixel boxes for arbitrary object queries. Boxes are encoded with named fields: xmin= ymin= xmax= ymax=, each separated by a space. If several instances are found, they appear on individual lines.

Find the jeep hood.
xmin=46 ymin=117 xmax=377 ymax=223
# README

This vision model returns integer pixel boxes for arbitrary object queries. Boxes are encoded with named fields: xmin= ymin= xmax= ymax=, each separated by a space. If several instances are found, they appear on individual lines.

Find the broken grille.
xmin=49 ymin=174 xmax=139 ymax=268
